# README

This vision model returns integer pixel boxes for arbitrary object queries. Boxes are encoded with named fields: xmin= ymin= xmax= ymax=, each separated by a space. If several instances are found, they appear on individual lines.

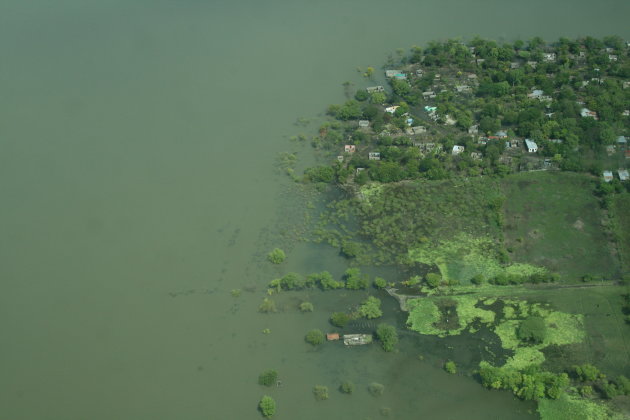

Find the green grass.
xmin=502 ymin=172 xmax=619 ymax=282
xmin=537 ymin=393 xmax=616 ymax=420
xmin=613 ymin=193 xmax=630 ymax=271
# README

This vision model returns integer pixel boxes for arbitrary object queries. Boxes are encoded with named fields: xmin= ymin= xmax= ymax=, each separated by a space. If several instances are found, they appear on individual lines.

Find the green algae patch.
xmin=406 ymin=299 xmax=442 ymax=335
xmin=537 ymin=393 xmax=617 ymax=420
xmin=503 ymin=347 xmax=546 ymax=370
xmin=408 ymin=233 xmax=546 ymax=284
xmin=495 ymin=320 xmax=521 ymax=350
xmin=358 ymin=183 xmax=384 ymax=206
xmin=453 ymin=296 xmax=495 ymax=330
xmin=542 ymin=311 xmax=586 ymax=347
xmin=407 ymin=296 xmax=495 ymax=337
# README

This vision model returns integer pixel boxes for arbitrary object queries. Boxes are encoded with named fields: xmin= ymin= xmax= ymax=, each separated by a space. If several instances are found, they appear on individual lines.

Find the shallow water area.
xmin=1 ymin=1 xmax=629 ymax=419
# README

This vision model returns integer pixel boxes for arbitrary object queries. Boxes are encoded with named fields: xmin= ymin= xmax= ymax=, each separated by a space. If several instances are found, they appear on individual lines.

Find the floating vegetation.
xmin=406 ymin=296 xmax=494 ymax=337
xmin=537 ymin=393 xmax=615 ymax=420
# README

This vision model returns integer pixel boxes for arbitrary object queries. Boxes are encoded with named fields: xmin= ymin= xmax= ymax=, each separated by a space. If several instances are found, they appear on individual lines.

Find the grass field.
xmin=613 ymin=194 xmax=630 ymax=272
xmin=502 ymin=172 xmax=619 ymax=282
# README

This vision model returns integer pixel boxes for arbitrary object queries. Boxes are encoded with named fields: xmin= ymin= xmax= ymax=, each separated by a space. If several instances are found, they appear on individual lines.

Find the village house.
xmin=476 ymin=58 xmax=485 ymax=65
xmin=495 ymin=130 xmax=508 ymax=138
xmin=385 ymin=69 xmax=403 ymax=78
xmin=455 ymin=84 xmax=472 ymax=93
xmin=452 ymin=145 xmax=465 ymax=155
xmin=603 ymin=171 xmax=614 ymax=183
xmin=609 ymin=54 xmax=618 ymax=61
xmin=618 ymin=136 xmax=628 ymax=149
xmin=343 ymin=334 xmax=372 ymax=346
xmin=356 ymin=167 xmax=365 ymax=175
xmin=416 ymin=142 xmax=442 ymax=153
xmin=358 ymin=120 xmax=370 ymax=128
xmin=467 ymin=73 xmax=477 ymax=80
xmin=624 ymin=81 xmax=630 ymax=89
xmin=337 ymin=155 xmax=344 ymax=162
xmin=549 ymin=139 xmax=564 ymax=144
xmin=506 ymin=139 xmax=521 ymax=149
xmin=326 ymin=333 xmax=340 ymax=341
xmin=527 ymin=61 xmax=538 ymax=69
xmin=623 ymin=110 xmax=630 ymax=117
xmin=619 ymin=169 xmax=629 ymax=182
xmin=368 ymin=152 xmax=381 ymax=161
xmin=478 ymin=137 xmax=489 ymax=145
xmin=606 ymin=145 xmax=616 ymax=155
xmin=406 ymin=126 xmax=427 ymax=135
xmin=422 ymin=91 xmax=436 ymax=99
xmin=543 ymin=53 xmax=556 ymax=62
xmin=344 ymin=145 xmax=356 ymax=153
xmin=385 ymin=105 xmax=399 ymax=114
xmin=470 ymin=152 xmax=482 ymax=160
xmin=510 ymin=62 xmax=520 ymax=69
xmin=366 ymin=86 xmax=384 ymax=93
xmin=525 ymin=139 xmax=538 ymax=153
xmin=468 ymin=125 xmax=479 ymax=135
xmin=415 ymin=69 xmax=424 ymax=77
xmin=580 ymin=108 xmax=598 ymax=119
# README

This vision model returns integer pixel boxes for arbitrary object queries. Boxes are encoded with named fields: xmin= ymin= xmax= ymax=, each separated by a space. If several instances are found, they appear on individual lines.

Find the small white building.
xmin=468 ymin=125 xmax=478 ymax=135
xmin=543 ymin=53 xmax=556 ymax=62
xmin=619 ymin=169 xmax=629 ymax=182
xmin=344 ymin=145 xmax=356 ymax=153
xmin=368 ymin=152 xmax=381 ymax=161
xmin=385 ymin=106 xmax=399 ymax=114
xmin=366 ymin=86 xmax=384 ymax=93
xmin=452 ymin=145 xmax=465 ymax=155
xmin=358 ymin=120 xmax=370 ymax=128
xmin=581 ymin=108 xmax=598 ymax=119
xmin=603 ymin=171 xmax=614 ymax=183
xmin=385 ymin=69 xmax=402 ymax=78
xmin=525 ymin=139 xmax=538 ymax=153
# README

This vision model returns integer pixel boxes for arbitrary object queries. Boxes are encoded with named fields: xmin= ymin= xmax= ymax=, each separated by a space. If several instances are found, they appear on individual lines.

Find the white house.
xmin=366 ymin=86 xmax=384 ymax=93
xmin=368 ymin=152 xmax=381 ymax=161
xmin=385 ymin=69 xmax=402 ymax=78
xmin=358 ymin=120 xmax=370 ymax=128
xmin=543 ymin=53 xmax=556 ymax=62
xmin=452 ymin=145 xmax=465 ymax=155
xmin=581 ymin=108 xmax=598 ymax=119
xmin=619 ymin=169 xmax=629 ymax=181
xmin=385 ymin=106 xmax=399 ymax=114
xmin=525 ymin=139 xmax=538 ymax=153
xmin=603 ymin=171 xmax=614 ymax=183
xmin=344 ymin=145 xmax=356 ymax=153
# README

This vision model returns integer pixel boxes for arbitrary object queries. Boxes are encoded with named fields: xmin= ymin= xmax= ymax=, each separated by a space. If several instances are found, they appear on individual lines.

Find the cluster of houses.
xmin=603 ymin=169 xmax=629 ymax=182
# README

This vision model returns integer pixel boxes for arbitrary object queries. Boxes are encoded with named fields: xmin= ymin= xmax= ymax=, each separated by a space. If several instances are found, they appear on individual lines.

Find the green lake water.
xmin=1 ymin=1 xmax=629 ymax=419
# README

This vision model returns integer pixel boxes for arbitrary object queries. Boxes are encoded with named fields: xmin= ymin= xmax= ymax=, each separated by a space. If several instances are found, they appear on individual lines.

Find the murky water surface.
xmin=1 ymin=1 xmax=628 ymax=418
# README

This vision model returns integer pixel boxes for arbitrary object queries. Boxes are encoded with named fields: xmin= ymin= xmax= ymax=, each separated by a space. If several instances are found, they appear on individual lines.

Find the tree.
xmin=444 ymin=360 xmax=457 ymax=374
xmin=517 ymin=316 xmax=547 ymax=344
xmin=330 ymin=312 xmax=350 ymax=328
xmin=304 ymin=166 xmax=335 ymax=183
xmin=267 ymin=248 xmax=286 ymax=264
xmin=344 ymin=267 xmax=368 ymax=289
xmin=340 ymin=381 xmax=355 ymax=394
xmin=258 ymin=370 xmax=278 ymax=386
xmin=574 ymin=364 xmax=601 ymax=382
xmin=373 ymin=277 xmax=387 ymax=289
xmin=309 ymin=271 xmax=344 ymax=290
xmin=368 ymin=382 xmax=385 ymax=397
xmin=305 ymin=329 xmax=325 ymax=345
xmin=299 ymin=302 xmax=314 ymax=312
xmin=426 ymin=272 xmax=442 ymax=288
xmin=259 ymin=395 xmax=276 ymax=418
xmin=313 ymin=385 xmax=329 ymax=400
xmin=471 ymin=274 xmax=485 ymax=285
xmin=359 ymin=296 xmax=383 ymax=319
xmin=376 ymin=324 xmax=399 ymax=352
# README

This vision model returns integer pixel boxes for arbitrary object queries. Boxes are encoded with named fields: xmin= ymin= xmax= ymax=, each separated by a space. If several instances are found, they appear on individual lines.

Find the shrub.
xmin=258 ymin=370 xmax=278 ymax=387
xmin=299 ymin=302 xmax=314 ymax=312
xmin=368 ymin=382 xmax=385 ymax=397
xmin=344 ymin=267 xmax=368 ymax=290
xmin=359 ymin=296 xmax=383 ymax=319
xmin=267 ymin=248 xmax=286 ymax=264
xmin=376 ymin=324 xmax=398 ymax=352
xmin=305 ymin=329 xmax=325 ymax=345
xmin=340 ymin=381 xmax=355 ymax=394
xmin=258 ymin=298 xmax=277 ymax=313
xmin=330 ymin=312 xmax=350 ymax=327
xmin=517 ymin=316 xmax=546 ymax=344
xmin=471 ymin=274 xmax=485 ymax=285
xmin=426 ymin=272 xmax=442 ymax=288
xmin=444 ymin=360 xmax=457 ymax=374
xmin=259 ymin=395 xmax=276 ymax=418
xmin=313 ymin=385 xmax=329 ymax=400
xmin=373 ymin=277 xmax=387 ymax=289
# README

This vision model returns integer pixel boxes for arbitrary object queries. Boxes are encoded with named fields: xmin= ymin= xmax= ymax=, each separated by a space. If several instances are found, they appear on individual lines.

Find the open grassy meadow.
xmin=502 ymin=172 xmax=619 ymax=282
xmin=613 ymin=194 xmax=630 ymax=272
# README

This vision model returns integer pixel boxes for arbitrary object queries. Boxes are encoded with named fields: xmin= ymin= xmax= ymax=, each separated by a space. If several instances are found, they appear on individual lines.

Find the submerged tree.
xmin=376 ymin=324 xmax=398 ymax=352
xmin=267 ymin=248 xmax=286 ymax=264
xmin=258 ymin=395 xmax=276 ymax=418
